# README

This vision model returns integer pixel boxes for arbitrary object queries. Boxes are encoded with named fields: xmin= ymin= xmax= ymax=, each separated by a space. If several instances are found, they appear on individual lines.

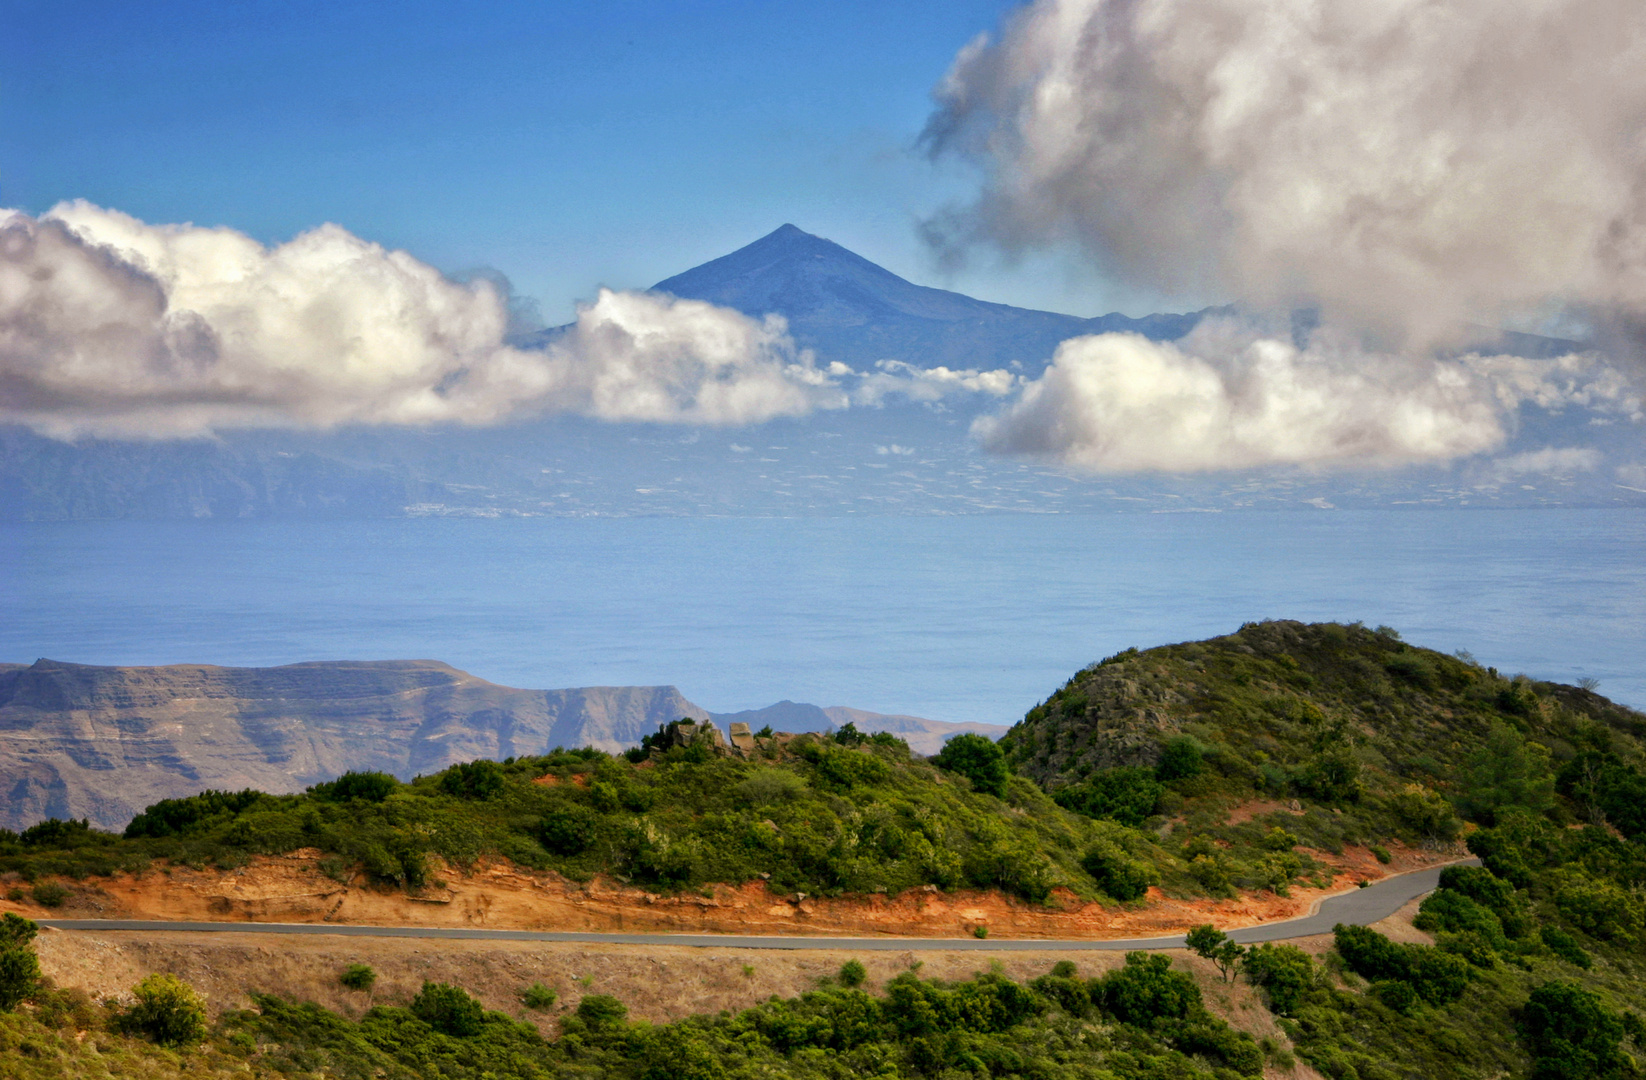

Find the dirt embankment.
xmin=2 ymin=839 xmax=1457 ymax=940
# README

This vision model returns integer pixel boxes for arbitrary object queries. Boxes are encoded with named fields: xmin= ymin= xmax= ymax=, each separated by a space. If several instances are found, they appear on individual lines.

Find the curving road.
xmin=39 ymin=860 xmax=1473 ymax=952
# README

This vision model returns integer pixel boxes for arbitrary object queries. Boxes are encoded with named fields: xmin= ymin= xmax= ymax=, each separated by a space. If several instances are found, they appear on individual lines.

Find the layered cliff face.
xmin=0 ymin=659 xmax=708 ymax=830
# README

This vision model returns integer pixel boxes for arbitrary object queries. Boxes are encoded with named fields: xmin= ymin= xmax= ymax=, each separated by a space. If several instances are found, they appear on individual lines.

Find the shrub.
xmin=0 ymin=913 xmax=37 ymax=949
xmin=119 ymin=973 xmax=208 ymax=1046
xmin=1155 ymin=736 xmax=1205 ymax=782
xmin=1520 ymin=980 xmax=1628 ymax=1080
xmin=311 ymin=771 xmax=399 ymax=803
xmin=1368 ymin=979 xmax=1417 ymax=1014
xmin=972 ymin=925 xmax=989 ymax=939
xmin=735 ymin=768 xmax=807 ymax=807
xmin=538 ymin=807 xmax=598 ymax=856
xmin=1457 ymin=724 xmax=1555 ymax=823
xmin=1294 ymin=749 xmax=1363 ymax=803
xmin=339 ymin=964 xmax=376 ymax=992
xmin=441 ymin=760 xmax=506 ymax=800
xmin=1405 ymin=946 xmax=1470 ymax=1006
xmin=1093 ymin=951 xmax=1200 ymax=1026
xmin=411 ymin=981 xmax=485 ymax=1037
xmin=1334 ymin=924 xmax=1411 ymax=983
xmin=1414 ymin=889 xmax=1508 ymax=950
xmin=0 ymin=941 xmax=41 ymax=1011
xmin=840 ymin=959 xmax=867 ymax=986
xmin=932 ymin=734 xmax=1009 ymax=798
xmin=1436 ymin=930 xmax=1498 ymax=968
xmin=1437 ymin=865 xmax=1516 ymax=912
xmin=31 ymin=882 xmax=69 ymax=908
xmin=1242 ymin=944 xmax=1315 ymax=1015
xmin=577 ymin=993 xmax=629 ymax=1029
xmin=1370 ymin=845 xmax=1392 ymax=864
xmin=1054 ymin=767 xmax=1164 ymax=827
xmin=124 ymin=790 xmax=264 ymax=838
xmin=19 ymin=818 xmax=93 ymax=847
xmin=1031 ymin=966 xmax=1090 ymax=1015
xmin=1082 ymin=841 xmax=1157 ymax=901
xmin=522 ymin=982 xmax=558 ymax=1009
xmin=807 ymin=746 xmax=890 ymax=793
xmin=1541 ymin=926 xmax=1592 ymax=969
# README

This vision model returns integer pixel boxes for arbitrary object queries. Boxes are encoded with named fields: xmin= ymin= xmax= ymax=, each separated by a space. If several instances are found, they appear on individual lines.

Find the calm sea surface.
xmin=2 ymin=509 xmax=1641 ymax=725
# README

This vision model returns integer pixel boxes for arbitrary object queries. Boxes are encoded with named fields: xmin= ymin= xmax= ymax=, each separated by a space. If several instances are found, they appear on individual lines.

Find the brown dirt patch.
xmin=0 ymin=841 xmax=1460 ymax=943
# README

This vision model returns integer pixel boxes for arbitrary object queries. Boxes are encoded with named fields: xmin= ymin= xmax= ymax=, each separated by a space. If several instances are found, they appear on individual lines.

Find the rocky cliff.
xmin=0 ymin=659 xmax=708 ymax=830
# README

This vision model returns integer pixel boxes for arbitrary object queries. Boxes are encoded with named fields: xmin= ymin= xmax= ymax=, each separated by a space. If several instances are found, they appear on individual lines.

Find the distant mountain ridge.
xmin=0 ymin=658 xmax=1000 ymax=831
xmin=651 ymin=223 xmax=1217 ymax=371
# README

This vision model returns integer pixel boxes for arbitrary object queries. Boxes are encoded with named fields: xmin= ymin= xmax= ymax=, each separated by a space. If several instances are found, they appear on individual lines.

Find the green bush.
xmin=576 ymin=993 xmax=629 ymax=1029
xmin=1519 ymin=980 xmax=1629 ymax=1080
xmin=440 ymin=760 xmax=506 ymax=800
xmin=19 ymin=818 xmax=92 ymax=847
xmin=840 ymin=959 xmax=867 ymax=987
xmin=124 ymin=790 xmax=263 ymax=838
xmin=1334 ymin=924 xmax=1411 ymax=982
xmin=1242 ymin=944 xmax=1316 ymax=1016
xmin=1093 ymin=951 xmax=1200 ymax=1026
xmin=1054 ymin=766 xmax=1164 ymax=827
xmin=522 ymin=982 xmax=558 ymax=1009
xmin=1082 ymin=841 xmax=1157 ymax=901
xmin=119 ymin=973 xmax=208 ymax=1046
xmin=0 ymin=942 xmax=40 ymax=1011
xmin=1156 ymin=736 xmax=1205 ymax=782
xmin=410 ymin=981 xmax=485 ymax=1036
xmin=1540 ymin=926 xmax=1592 ymax=969
xmin=932 ymin=734 xmax=1009 ymax=798
xmin=1367 ymin=979 xmax=1417 ymax=1014
xmin=338 ymin=964 xmax=376 ymax=992
xmin=1415 ymin=889 xmax=1508 ymax=950
xmin=538 ymin=807 xmax=597 ymax=856
xmin=31 ymin=882 xmax=69 ymax=908
xmin=310 ymin=771 xmax=399 ymax=803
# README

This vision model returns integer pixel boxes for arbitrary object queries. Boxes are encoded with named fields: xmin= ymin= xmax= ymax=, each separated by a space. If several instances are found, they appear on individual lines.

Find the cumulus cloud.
xmin=851 ymin=359 xmax=1018 ymax=406
xmin=0 ymin=202 xmax=842 ymax=438
xmin=930 ymin=0 xmax=1646 ymax=471
xmin=973 ymin=321 xmax=1522 ymax=471
xmin=927 ymin=0 xmax=1646 ymax=347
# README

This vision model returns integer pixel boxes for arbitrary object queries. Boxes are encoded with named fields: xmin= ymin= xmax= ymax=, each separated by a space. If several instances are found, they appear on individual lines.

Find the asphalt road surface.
xmin=41 ymin=859 xmax=1474 ymax=952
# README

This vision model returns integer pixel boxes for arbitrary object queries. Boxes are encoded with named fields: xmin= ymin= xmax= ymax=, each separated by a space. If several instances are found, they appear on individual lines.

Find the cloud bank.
xmin=0 ymin=203 xmax=844 ymax=438
xmin=931 ymin=0 xmax=1646 ymax=471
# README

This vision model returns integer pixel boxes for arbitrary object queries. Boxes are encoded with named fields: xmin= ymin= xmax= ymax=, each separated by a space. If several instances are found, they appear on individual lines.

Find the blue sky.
xmin=3 ymin=0 xmax=1152 ymax=321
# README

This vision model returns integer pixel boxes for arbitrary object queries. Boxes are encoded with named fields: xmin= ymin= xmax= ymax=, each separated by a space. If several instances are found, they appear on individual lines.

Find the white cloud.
xmin=1484 ymin=446 xmax=1604 ymax=478
xmin=973 ymin=320 xmax=1540 ymax=472
xmin=926 ymin=0 xmax=1646 ymax=350
xmin=0 ymin=202 xmax=843 ymax=438
xmin=852 ymin=359 xmax=1018 ymax=406
xmin=875 ymin=444 xmax=916 ymax=456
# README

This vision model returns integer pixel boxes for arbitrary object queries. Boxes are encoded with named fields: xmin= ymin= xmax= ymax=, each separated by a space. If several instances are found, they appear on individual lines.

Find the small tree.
xmin=120 ymin=973 xmax=208 ymax=1047
xmin=1520 ymin=980 xmax=1628 ymax=1080
xmin=411 ymin=981 xmax=485 ymax=1037
xmin=839 ymin=959 xmax=867 ymax=987
xmin=932 ymin=734 xmax=1009 ymax=798
xmin=339 ymin=963 xmax=376 ymax=994
xmin=522 ymin=983 xmax=558 ymax=1010
xmin=1185 ymin=924 xmax=1245 ymax=982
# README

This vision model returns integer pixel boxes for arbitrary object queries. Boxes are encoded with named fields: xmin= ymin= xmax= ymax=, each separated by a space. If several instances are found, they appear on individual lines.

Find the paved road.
xmin=40 ymin=860 xmax=1473 ymax=952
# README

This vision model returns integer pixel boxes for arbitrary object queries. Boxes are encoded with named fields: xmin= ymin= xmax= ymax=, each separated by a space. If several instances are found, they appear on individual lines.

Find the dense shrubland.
xmin=0 ymin=727 xmax=1167 ymax=906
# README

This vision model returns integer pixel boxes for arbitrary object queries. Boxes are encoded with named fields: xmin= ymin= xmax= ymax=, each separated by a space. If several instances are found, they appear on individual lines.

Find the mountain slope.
xmin=652 ymin=223 xmax=1215 ymax=371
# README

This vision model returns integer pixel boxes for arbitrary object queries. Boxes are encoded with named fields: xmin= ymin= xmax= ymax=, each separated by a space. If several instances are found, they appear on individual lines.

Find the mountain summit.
xmin=654 ymin=225 xmax=1212 ymax=371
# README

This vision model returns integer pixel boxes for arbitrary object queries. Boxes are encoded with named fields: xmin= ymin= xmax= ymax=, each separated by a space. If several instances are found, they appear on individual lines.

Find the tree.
xmin=1242 ymin=944 xmax=1316 ymax=1016
xmin=1457 ymin=724 xmax=1555 ymax=824
xmin=1520 ymin=980 xmax=1629 ymax=1080
xmin=1055 ymin=767 xmax=1164 ymax=827
xmin=120 ymin=973 xmax=208 ymax=1046
xmin=0 ymin=940 xmax=40 ymax=1011
xmin=1155 ymin=736 xmax=1205 ymax=782
xmin=1185 ymin=924 xmax=1245 ymax=982
xmin=1093 ymin=952 xmax=1200 ymax=1026
xmin=1082 ymin=842 xmax=1158 ymax=901
xmin=932 ymin=734 xmax=1009 ymax=798
xmin=411 ymin=981 xmax=485 ymax=1037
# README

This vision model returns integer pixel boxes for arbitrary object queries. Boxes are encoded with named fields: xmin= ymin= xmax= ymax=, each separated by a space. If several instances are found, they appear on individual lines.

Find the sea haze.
xmin=4 ymin=508 xmax=1641 ymax=724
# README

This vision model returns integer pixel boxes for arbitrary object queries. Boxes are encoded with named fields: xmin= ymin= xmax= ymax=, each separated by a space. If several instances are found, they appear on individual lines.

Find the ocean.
xmin=3 ymin=508 xmax=1641 ymax=725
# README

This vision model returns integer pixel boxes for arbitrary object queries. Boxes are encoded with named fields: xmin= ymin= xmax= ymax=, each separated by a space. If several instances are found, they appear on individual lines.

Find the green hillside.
xmin=4 ymin=621 xmax=1646 ymax=1077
